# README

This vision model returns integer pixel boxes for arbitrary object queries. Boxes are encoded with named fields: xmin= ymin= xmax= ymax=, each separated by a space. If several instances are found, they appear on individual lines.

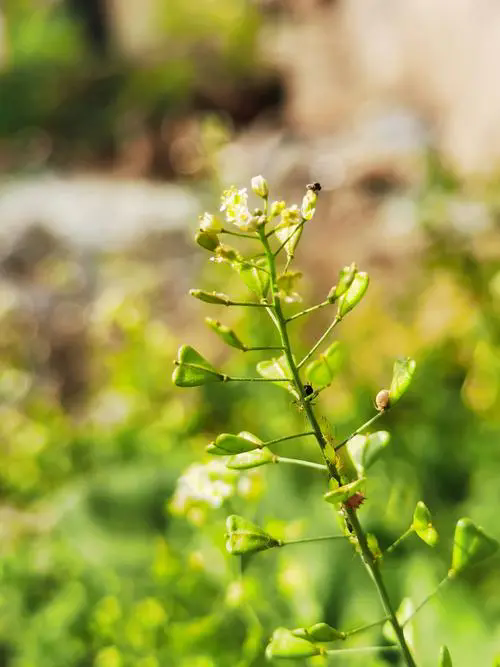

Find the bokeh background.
xmin=0 ymin=1 xmax=499 ymax=666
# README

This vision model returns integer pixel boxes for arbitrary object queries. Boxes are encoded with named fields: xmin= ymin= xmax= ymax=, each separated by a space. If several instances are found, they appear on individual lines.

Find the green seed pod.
xmin=389 ymin=358 xmax=416 ymax=405
xmin=205 ymin=317 xmax=246 ymax=350
xmin=347 ymin=431 xmax=391 ymax=477
xmin=292 ymin=622 xmax=345 ymax=642
xmin=327 ymin=263 xmax=357 ymax=302
xmin=195 ymin=230 xmax=220 ymax=251
xmin=412 ymin=501 xmax=438 ymax=547
xmin=336 ymin=272 xmax=369 ymax=318
xmin=265 ymin=628 xmax=321 ymax=660
xmin=439 ymin=646 xmax=453 ymax=667
xmin=172 ymin=345 xmax=224 ymax=387
xmin=189 ymin=289 xmax=231 ymax=305
xmin=305 ymin=341 xmax=343 ymax=388
xmin=225 ymin=515 xmax=279 ymax=555
xmin=226 ymin=447 xmax=274 ymax=469
xmin=207 ymin=432 xmax=263 ymax=456
xmin=236 ymin=258 xmax=270 ymax=298
xmin=450 ymin=518 xmax=498 ymax=575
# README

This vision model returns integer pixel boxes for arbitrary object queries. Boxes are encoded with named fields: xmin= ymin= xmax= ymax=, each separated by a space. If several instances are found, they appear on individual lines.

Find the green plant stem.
xmin=402 ymin=575 xmax=451 ymax=627
xmin=385 ymin=528 xmax=414 ymax=556
xmin=275 ymin=456 xmax=328 ymax=472
xmin=265 ymin=432 xmax=316 ymax=446
xmin=280 ymin=534 xmax=348 ymax=547
xmin=220 ymin=228 xmax=258 ymax=239
xmin=334 ymin=412 xmax=385 ymax=452
xmin=224 ymin=301 xmax=273 ymax=308
xmin=297 ymin=316 xmax=341 ymax=369
xmin=344 ymin=616 xmax=390 ymax=638
xmin=273 ymin=217 xmax=308 ymax=258
xmin=345 ymin=507 xmax=417 ymax=667
xmin=258 ymin=227 xmax=416 ymax=667
xmin=287 ymin=300 xmax=331 ymax=323
xmin=243 ymin=346 xmax=285 ymax=352
xmin=226 ymin=376 xmax=292 ymax=383
xmin=326 ymin=646 xmax=400 ymax=657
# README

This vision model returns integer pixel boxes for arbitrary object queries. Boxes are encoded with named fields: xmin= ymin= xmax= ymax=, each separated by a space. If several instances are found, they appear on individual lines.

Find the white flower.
xmin=199 ymin=212 xmax=222 ymax=233
xmin=170 ymin=460 xmax=237 ymax=513
xmin=251 ymin=175 xmax=269 ymax=198
xmin=220 ymin=186 xmax=256 ymax=231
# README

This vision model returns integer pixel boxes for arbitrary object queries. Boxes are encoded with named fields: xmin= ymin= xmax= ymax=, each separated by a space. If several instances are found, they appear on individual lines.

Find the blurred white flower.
xmin=220 ymin=186 xmax=256 ymax=231
xmin=170 ymin=460 xmax=237 ymax=513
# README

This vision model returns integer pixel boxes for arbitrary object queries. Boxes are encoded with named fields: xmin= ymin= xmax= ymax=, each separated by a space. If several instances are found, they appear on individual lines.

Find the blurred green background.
xmin=0 ymin=1 xmax=499 ymax=666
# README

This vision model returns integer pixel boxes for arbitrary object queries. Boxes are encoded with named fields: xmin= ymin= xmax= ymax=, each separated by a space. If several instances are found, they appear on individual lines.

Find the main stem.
xmin=259 ymin=228 xmax=417 ymax=667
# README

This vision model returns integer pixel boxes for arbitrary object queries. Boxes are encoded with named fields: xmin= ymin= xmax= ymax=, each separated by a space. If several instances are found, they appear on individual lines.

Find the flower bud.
xmin=251 ymin=175 xmax=269 ymax=198
xmin=199 ymin=212 xmax=222 ymax=233
xmin=269 ymin=200 xmax=286 ymax=218
xmin=225 ymin=515 xmax=280 ymax=555
xmin=195 ymin=230 xmax=219 ymax=252
xmin=301 ymin=188 xmax=317 ymax=221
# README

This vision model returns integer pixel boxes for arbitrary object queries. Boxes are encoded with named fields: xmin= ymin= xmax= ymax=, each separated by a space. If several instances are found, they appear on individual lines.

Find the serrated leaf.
xmin=439 ymin=646 xmax=453 ymax=667
xmin=389 ymin=358 xmax=416 ymax=404
xmin=323 ymin=478 xmax=365 ymax=504
xmin=256 ymin=354 xmax=297 ymax=397
xmin=266 ymin=628 xmax=321 ymax=660
xmin=450 ymin=518 xmax=498 ymax=574
xmin=225 ymin=515 xmax=279 ymax=555
xmin=207 ymin=432 xmax=263 ymax=456
xmin=226 ymin=447 xmax=274 ymax=469
xmin=292 ymin=622 xmax=345 ymax=642
xmin=336 ymin=272 xmax=369 ymax=318
xmin=172 ymin=345 xmax=224 ymax=387
xmin=236 ymin=258 xmax=269 ymax=298
xmin=412 ymin=501 xmax=439 ymax=546
xmin=347 ymin=431 xmax=390 ymax=476
xmin=205 ymin=318 xmax=246 ymax=350
xmin=305 ymin=341 xmax=344 ymax=388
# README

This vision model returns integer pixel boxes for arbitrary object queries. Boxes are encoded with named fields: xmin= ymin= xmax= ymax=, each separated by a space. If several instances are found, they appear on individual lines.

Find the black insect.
xmin=306 ymin=182 xmax=322 ymax=193
xmin=304 ymin=383 xmax=314 ymax=397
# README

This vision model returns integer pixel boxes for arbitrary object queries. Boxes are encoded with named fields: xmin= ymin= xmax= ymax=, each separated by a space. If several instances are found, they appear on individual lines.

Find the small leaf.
xmin=256 ymin=354 xmax=297 ymax=398
xmin=225 ymin=515 xmax=279 ymax=555
xmin=347 ymin=431 xmax=390 ymax=476
xmin=324 ymin=478 xmax=365 ymax=505
xmin=292 ymin=622 xmax=345 ymax=642
xmin=236 ymin=258 xmax=269 ymax=298
xmin=195 ymin=230 xmax=219 ymax=251
xmin=265 ymin=628 xmax=321 ymax=660
xmin=305 ymin=341 xmax=344 ymax=388
xmin=226 ymin=447 xmax=274 ymax=469
xmin=207 ymin=432 xmax=263 ymax=456
xmin=412 ymin=501 xmax=439 ymax=547
xmin=190 ymin=289 xmax=231 ymax=305
xmin=450 ymin=518 xmax=499 ymax=575
xmin=172 ymin=345 xmax=224 ymax=387
xmin=383 ymin=598 xmax=414 ymax=648
xmin=336 ymin=271 xmax=369 ymax=318
xmin=389 ymin=358 xmax=416 ymax=405
xmin=439 ymin=646 xmax=453 ymax=667
xmin=327 ymin=263 xmax=357 ymax=302
xmin=205 ymin=318 xmax=246 ymax=350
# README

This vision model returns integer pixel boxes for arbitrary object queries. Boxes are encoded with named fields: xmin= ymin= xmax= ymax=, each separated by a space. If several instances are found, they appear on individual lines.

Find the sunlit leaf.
xmin=450 ymin=518 xmax=498 ymax=575
xmin=389 ymin=358 xmax=416 ymax=405
xmin=225 ymin=515 xmax=279 ymax=555
xmin=412 ymin=501 xmax=439 ymax=547
xmin=265 ymin=628 xmax=321 ymax=659
xmin=172 ymin=345 xmax=224 ymax=387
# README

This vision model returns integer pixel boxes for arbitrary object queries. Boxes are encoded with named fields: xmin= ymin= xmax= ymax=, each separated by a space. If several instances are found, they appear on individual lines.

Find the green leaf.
xmin=383 ymin=598 xmax=414 ymax=648
xmin=450 ymin=518 xmax=498 ymax=575
xmin=324 ymin=478 xmax=365 ymax=505
xmin=265 ymin=628 xmax=321 ymax=660
xmin=256 ymin=354 xmax=297 ymax=397
xmin=412 ymin=501 xmax=439 ymax=547
xmin=327 ymin=263 xmax=357 ymax=302
xmin=277 ymin=270 xmax=302 ymax=303
xmin=189 ymin=289 xmax=231 ymax=305
xmin=225 ymin=515 xmax=279 ymax=555
xmin=172 ymin=345 xmax=224 ymax=387
xmin=226 ymin=447 xmax=274 ymax=469
xmin=305 ymin=341 xmax=344 ymax=388
xmin=347 ymin=430 xmax=390 ymax=476
xmin=207 ymin=432 xmax=263 ymax=456
xmin=195 ymin=230 xmax=219 ymax=251
xmin=292 ymin=622 xmax=345 ymax=642
xmin=389 ymin=358 xmax=416 ymax=405
xmin=336 ymin=272 xmax=369 ymax=318
xmin=439 ymin=646 xmax=453 ymax=667
xmin=236 ymin=258 xmax=269 ymax=298
xmin=205 ymin=318 xmax=246 ymax=350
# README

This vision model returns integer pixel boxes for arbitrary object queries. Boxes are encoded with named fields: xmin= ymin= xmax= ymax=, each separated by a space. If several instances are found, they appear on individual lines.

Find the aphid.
xmin=304 ymin=383 xmax=314 ymax=397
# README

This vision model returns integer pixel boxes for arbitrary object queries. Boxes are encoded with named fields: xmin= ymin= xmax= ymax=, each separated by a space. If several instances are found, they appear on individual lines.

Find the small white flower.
xmin=251 ymin=175 xmax=269 ymax=199
xmin=170 ymin=461 xmax=237 ymax=513
xmin=220 ymin=186 xmax=255 ymax=231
